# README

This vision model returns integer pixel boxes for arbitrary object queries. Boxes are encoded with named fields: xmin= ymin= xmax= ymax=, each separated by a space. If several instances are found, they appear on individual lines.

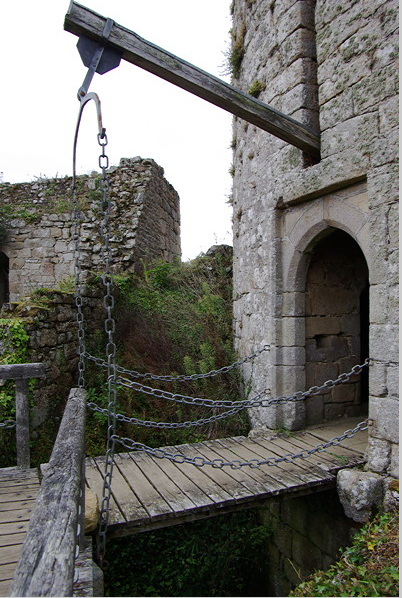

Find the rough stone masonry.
xmin=230 ymin=0 xmax=398 ymax=474
xmin=0 ymin=156 xmax=180 ymax=302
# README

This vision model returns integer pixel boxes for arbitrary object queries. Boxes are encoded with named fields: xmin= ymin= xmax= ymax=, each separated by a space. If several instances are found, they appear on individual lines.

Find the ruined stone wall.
xmin=0 ymin=157 xmax=180 ymax=302
xmin=231 ymin=0 xmax=398 ymax=475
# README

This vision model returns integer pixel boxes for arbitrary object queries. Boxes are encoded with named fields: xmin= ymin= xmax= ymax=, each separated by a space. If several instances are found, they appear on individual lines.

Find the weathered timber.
xmin=64 ymin=2 xmax=320 ymax=157
xmin=0 ymin=363 xmax=45 ymax=380
xmin=9 ymin=388 xmax=86 ymax=597
xmin=0 ymin=363 xmax=45 ymax=469
xmin=85 ymin=425 xmax=366 ymax=538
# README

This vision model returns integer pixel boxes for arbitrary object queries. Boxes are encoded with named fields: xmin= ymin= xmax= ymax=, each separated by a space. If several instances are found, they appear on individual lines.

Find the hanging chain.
xmin=72 ymin=176 xmax=86 ymax=388
xmin=96 ymin=130 xmax=118 ymax=564
xmin=85 ymin=344 xmax=271 ymax=382
xmin=111 ymin=419 xmax=368 ymax=469
xmin=0 ymin=420 xmax=16 ymax=429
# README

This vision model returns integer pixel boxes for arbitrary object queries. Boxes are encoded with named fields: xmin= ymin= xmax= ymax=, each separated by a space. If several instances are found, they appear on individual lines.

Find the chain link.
xmin=71 ymin=177 xmax=86 ymax=388
xmin=96 ymin=130 xmax=118 ymax=565
xmin=111 ymin=419 xmax=368 ymax=469
xmin=110 ymin=360 xmax=369 ymax=411
xmin=85 ymin=344 xmax=271 ymax=382
xmin=86 ymin=360 xmax=370 ymax=432
xmin=0 ymin=419 xmax=16 ymax=429
xmin=87 ymin=401 xmax=245 ymax=429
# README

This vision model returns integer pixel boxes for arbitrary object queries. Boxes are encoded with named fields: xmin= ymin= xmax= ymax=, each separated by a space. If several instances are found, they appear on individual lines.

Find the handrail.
xmin=0 ymin=363 xmax=45 ymax=468
xmin=9 ymin=388 xmax=87 ymax=597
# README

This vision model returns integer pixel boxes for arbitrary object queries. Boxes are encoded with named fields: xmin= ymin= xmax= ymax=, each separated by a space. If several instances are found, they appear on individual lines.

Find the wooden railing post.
xmin=9 ymin=388 xmax=87 ymax=597
xmin=0 ymin=363 xmax=45 ymax=469
xmin=15 ymin=378 xmax=30 ymax=469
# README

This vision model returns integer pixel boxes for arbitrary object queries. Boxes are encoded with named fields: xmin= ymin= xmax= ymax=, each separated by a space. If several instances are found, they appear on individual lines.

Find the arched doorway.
xmin=304 ymin=229 xmax=369 ymax=424
xmin=0 ymin=252 xmax=9 ymax=307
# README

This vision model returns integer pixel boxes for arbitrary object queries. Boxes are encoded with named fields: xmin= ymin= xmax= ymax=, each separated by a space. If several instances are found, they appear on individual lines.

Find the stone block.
xmin=332 ymin=383 xmax=356 ymax=403
xmin=369 ymin=397 xmax=399 ymax=443
xmin=305 ymin=395 xmax=324 ymax=425
xmin=389 ymin=444 xmax=399 ymax=478
xmin=366 ymin=437 xmax=391 ymax=473
xmin=337 ymin=469 xmax=383 ymax=522
xmin=291 ymin=530 xmax=323 ymax=572
xmin=306 ymin=316 xmax=341 ymax=337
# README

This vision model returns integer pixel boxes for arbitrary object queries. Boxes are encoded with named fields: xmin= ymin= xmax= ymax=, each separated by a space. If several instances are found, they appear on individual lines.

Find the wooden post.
xmin=9 ymin=388 xmax=87 ymax=597
xmin=15 ymin=379 xmax=30 ymax=469
xmin=0 ymin=363 xmax=45 ymax=470
xmin=64 ymin=1 xmax=320 ymax=158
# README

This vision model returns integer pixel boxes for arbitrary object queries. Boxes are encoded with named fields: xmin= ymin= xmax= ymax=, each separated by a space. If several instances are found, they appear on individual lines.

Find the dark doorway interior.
xmin=0 ymin=252 xmax=9 ymax=307
xmin=305 ymin=229 xmax=369 ymax=424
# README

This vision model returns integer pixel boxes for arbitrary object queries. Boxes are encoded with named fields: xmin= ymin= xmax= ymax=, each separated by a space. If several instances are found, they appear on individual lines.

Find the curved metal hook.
xmin=73 ymin=92 xmax=106 ymax=186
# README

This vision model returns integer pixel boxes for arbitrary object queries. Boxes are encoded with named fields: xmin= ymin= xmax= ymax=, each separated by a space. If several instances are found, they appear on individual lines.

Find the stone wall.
xmin=1 ymin=287 xmax=103 ymax=428
xmin=0 ymin=157 xmax=180 ymax=302
xmin=260 ymin=490 xmax=357 ymax=596
xmin=231 ymin=0 xmax=398 ymax=475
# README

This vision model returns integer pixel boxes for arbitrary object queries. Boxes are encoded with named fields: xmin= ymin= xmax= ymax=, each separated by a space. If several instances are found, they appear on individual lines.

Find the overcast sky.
xmin=0 ymin=0 xmax=233 ymax=260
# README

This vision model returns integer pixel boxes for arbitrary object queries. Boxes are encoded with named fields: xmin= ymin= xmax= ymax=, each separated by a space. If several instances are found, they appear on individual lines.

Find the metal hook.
xmin=73 ymin=92 xmax=105 ymax=186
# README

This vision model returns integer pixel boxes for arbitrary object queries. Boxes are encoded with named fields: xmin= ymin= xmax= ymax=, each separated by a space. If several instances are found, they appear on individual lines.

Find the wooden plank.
xmin=0 ymin=562 xmax=17 ymax=581
xmin=126 ymin=451 xmax=200 ymax=516
xmin=108 ymin=453 xmax=173 ymax=523
xmin=0 ymin=578 xmax=12 ymax=597
xmin=9 ymin=388 xmax=86 ymax=598
xmin=64 ymin=2 xmax=320 ymax=157
xmin=246 ymin=437 xmax=334 ymax=486
xmin=0 ymin=468 xmax=39 ymax=482
xmin=85 ymin=458 xmax=123 ymax=526
xmin=162 ymin=443 xmax=237 ymax=506
xmin=93 ymin=453 xmax=148 ymax=523
xmin=0 ymin=533 xmax=26 ymax=548
xmin=203 ymin=438 xmax=287 ymax=496
xmin=0 ymin=364 xmax=45 ymax=380
xmin=266 ymin=434 xmax=342 ymax=473
xmin=0 ymin=521 xmax=30 ymax=536
xmin=0 ymin=490 xmax=39 ymax=504
xmin=187 ymin=441 xmax=262 ymax=503
xmin=217 ymin=437 xmax=311 ymax=490
xmin=0 ymin=501 xmax=36 ymax=515
xmin=0 ymin=545 xmax=21 ymax=566
xmin=291 ymin=432 xmax=366 ymax=466
xmin=143 ymin=453 xmax=214 ymax=510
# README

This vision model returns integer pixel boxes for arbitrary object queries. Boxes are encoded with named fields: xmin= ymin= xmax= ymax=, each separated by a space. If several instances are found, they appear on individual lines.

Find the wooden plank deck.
xmin=87 ymin=421 xmax=366 ymax=539
xmin=0 ymin=467 xmax=40 ymax=597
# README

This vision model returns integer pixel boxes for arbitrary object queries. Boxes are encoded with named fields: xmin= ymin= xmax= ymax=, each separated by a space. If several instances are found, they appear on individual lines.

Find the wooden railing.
xmin=0 ymin=363 xmax=45 ymax=468
xmin=9 ymin=388 xmax=87 ymax=597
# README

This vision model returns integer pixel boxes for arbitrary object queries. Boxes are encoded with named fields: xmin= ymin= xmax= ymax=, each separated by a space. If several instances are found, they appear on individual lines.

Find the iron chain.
xmin=0 ymin=420 xmax=16 ymax=429
xmin=111 ymin=419 xmax=368 ymax=469
xmin=71 ymin=177 xmax=86 ymax=388
xmin=112 ymin=360 xmax=370 ymax=411
xmin=96 ymin=130 xmax=118 ymax=564
xmin=85 ymin=344 xmax=271 ymax=382
xmin=87 ymin=360 xmax=370 ymax=430
xmin=87 ymin=401 xmax=245 ymax=429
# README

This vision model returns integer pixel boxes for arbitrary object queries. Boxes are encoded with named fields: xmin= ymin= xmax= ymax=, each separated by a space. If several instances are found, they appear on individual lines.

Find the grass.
xmin=289 ymin=510 xmax=399 ymax=597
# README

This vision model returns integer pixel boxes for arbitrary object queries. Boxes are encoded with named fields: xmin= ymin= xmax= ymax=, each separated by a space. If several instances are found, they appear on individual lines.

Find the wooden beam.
xmin=64 ymin=2 xmax=320 ymax=157
xmin=0 ymin=363 xmax=45 ymax=380
xmin=9 ymin=388 xmax=86 ymax=597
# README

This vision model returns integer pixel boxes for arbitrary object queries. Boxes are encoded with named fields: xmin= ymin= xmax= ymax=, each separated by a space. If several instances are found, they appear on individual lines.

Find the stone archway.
xmin=0 ymin=252 xmax=9 ymax=307
xmin=304 ymin=229 xmax=369 ymax=424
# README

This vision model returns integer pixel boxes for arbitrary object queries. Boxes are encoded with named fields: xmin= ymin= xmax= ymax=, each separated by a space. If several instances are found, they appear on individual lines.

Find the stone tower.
xmin=231 ymin=0 xmax=398 ymax=476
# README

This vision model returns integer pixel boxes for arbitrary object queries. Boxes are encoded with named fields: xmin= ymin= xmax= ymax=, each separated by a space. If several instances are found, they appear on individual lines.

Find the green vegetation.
xmin=104 ymin=510 xmax=271 ymax=597
xmin=84 ymin=249 xmax=249 ymax=457
xmin=0 ymin=204 xmax=38 ymax=244
xmin=248 ymin=79 xmax=266 ymax=98
xmin=290 ymin=510 xmax=399 ymax=597
xmin=0 ymin=319 xmax=31 ymax=465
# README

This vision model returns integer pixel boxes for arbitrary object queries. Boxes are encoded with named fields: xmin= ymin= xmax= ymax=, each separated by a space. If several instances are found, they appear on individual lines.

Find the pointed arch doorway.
xmin=304 ymin=229 xmax=369 ymax=425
